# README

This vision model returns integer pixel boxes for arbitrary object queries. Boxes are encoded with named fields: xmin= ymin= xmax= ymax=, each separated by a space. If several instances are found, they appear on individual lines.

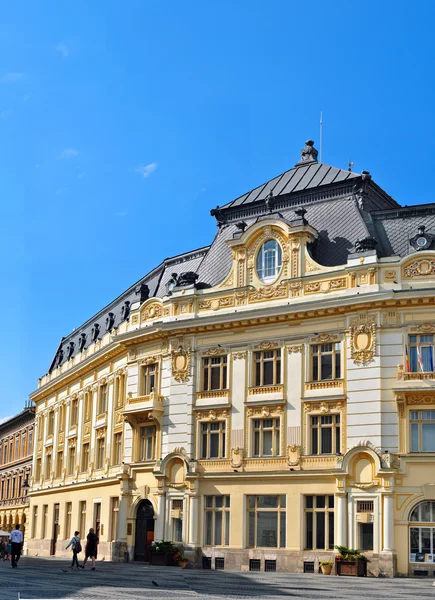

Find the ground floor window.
xmin=172 ymin=499 xmax=183 ymax=542
xmin=247 ymin=495 xmax=286 ymax=548
xmin=304 ymin=495 xmax=334 ymax=550
xmin=409 ymin=501 xmax=435 ymax=562
xmin=204 ymin=495 xmax=230 ymax=546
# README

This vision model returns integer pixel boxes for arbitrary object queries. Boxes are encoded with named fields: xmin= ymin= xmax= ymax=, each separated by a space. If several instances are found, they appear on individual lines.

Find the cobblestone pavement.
xmin=0 ymin=558 xmax=434 ymax=600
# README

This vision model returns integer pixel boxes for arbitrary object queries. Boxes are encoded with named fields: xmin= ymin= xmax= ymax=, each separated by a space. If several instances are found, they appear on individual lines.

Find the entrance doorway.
xmin=134 ymin=500 xmax=155 ymax=561
xmin=359 ymin=523 xmax=374 ymax=551
xmin=50 ymin=504 xmax=60 ymax=555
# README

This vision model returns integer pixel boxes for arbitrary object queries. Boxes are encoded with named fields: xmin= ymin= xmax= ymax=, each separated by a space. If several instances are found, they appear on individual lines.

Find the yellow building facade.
xmin=28 ymin=142 xmax=435 ymax=576
xmin=0 ymin=404 xmax=34 ymax=542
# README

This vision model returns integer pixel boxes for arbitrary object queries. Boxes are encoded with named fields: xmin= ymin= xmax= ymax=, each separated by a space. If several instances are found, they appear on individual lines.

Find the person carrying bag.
xmin=65 ymin=531 xmax=82 ymax=570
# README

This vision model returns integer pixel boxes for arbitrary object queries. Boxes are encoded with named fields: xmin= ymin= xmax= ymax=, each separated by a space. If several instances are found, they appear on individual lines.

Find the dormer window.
xmin=256 ymin=240 xmax=282 ymax=283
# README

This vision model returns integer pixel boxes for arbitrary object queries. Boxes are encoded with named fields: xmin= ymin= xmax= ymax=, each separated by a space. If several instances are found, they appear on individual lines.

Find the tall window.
xmin=311 ymin=343 xmax=341 ymax=381
xmin=247 ymin=495 xmax=286 ymax=548
xmin=311 ymin=414 xmax=341 ymax=455
xmin=79 ymin=501 xmax=87 ymax=536
xmin=96 ymin=437 xmax=105 ymax=469
xmin=45 ymin=452 xmax=52 ymax=480
xmin=21 ymin=433 xmax=26 ymax=456
xmin=113 ymin=433 xmax=122 ymax=465
xmin=256 ymin=240 xmax=282 ymax=283
xmin=410 ymin=410 xmax=435 ymax=452
xmin=42 ymin=504 xmax=48 ymax=539
xmin=47 ymin=411 xmax=55 ymax=436
xmin=409 ymin=334 xmax=434 ymax=372
xmin=15 ymin=437 xmax=19 ymax=459
xmin=172 ymin=499 xmax=183 ymax=542
xmin=35 ymin=458 xmax=41 ymax=481
xmin=84 ymin=392 xmax=92 ymax=422
xmin=32 ymin=506 xmax=38 ymax=538
xmin=68 ymin=446 xmax=76 ymax=475
xmin=70 ymin=399 xmax=79 ymax=426
xmin=65 ymin=502 xmax=72 ymax=539
xmin=200 ymin=421 xmax=226 ymax=459
xmin=202 ymin=356 xmax=227 ymax=391
xmin=410 ymin=501 xmax=435 ymax=561
xmin=98 ymin=385 xmax=108 ymax=415
xmin=252 ymin=418 xmax=280 ymax=457
xmin=139 ymin=426 xmax=156 ymax=461
xmin=115 ymin=374 xmax=126 ymax=408
xmin=254 ymin=350 xmax=281 ymax=387
xmin=28 ymin=429 xmax=33 ymax=455
xmin=56 ymin=451 xmax=64 ymax=478
xmin=304 ymin=495 xmax=335 ymax=550
xmin=142 ymin=363 xmax=158 ymax=396
xmin=204 ymin=496 xmax=230 ymax=546
xmin=110 ymin=497 xmax=119 ymax=541
xmin=81 ymin=443 xmax=90 ymax=472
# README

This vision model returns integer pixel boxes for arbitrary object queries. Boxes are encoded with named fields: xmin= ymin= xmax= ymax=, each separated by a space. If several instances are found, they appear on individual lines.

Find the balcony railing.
xmin=0 ymin=496 xmax=29 ymax=507
xmin=397 ymin=365 xmax=435 ymax=381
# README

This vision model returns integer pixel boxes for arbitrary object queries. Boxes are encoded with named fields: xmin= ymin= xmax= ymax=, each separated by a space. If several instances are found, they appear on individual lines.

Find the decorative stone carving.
xmin=196 ymin=409 xmax=229 ymax=421
xmin=416 ymin=323 xmax=435 ymax=333
xmin=404 ymin=258 xmax=435 ymax=278
xmin=139 ymin=354 xmax=159 ymax=365
xmin=384 ymin=270 xmax=397 ymax=281
xmin=171 ymin=345 xmax=191 ymax=383
xmin=230 ymin=447 xmax=243 ymax=469
xmin=287 ymin=444 xmax=301 ymax=467
xmin=202 ymin=347 xmax=224 ymax=356
xmin=232 ymin=351 xmax=247 ymax=360
xmin=349 ymin=320 xmax=377 ymax=366
xmin=312 ymin=333 xmax=336 ymax=343
xmin=254 ymin=341 xmax=279 ymax=349
xmin=289 ymin=281 xmax=302 ymax=297
xmin=88 ymin=462 xmax=94 ymax=478
xmin=304 ymin=277 xmax=347 ymax=294
xmin=287 ymin=345 xmax=303 ymax=354
xmin=248 ymin=285 xmax=287 ymax=303
xmin=141 ymin=302 xmax=163 ymax=321
xmin=96 ymin=427 xmax=107 ymax=438
xmin=297 ymin=140 xmax=318 ymax=164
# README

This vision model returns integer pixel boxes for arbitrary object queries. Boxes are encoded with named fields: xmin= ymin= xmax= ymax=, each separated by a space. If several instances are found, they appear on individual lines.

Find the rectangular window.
xmin=200 ymin=421 xmax=226 ymax=459
xmin=115 ymin=374 xmax=126 ymax=408
xmin=68 ymin=446 xmax=76 ymax=475
xmin=42 ymin=504 xmax=48 ymax=539
xmin=113 ymin=433 xmax=123 ymax=465
xmin=204 ymin=495 xmax=230 ymax=546
xmin=32 ymin=506 xmax=38 ymax=538
xmin=35 ymin=458 xmax=41 ymax=481
xmin=110 ymin=497 xmax=119 ymax=541
xmin=71 ymin=399 xmax=79 ymax=426
xmin=65 ymin=502 xmax=72 ymax=540
xmin=247 ymin=495 xmax=286 ymax=548
xmin=252 ymin=418 xmax=280 ymax=457
xmin=202 ymin=356 xmax=228 ymax=391
xmin=98 ymin=385 xmax=108 ymax=415
xmin=47 ymin=411 xmax=55 ymax=436
xmin=22 ymin=433 xmax=26 ymax=456
xmin=311 ymin=343 xmax=341 ymax=381
xmin=139 ymin=426 xmax=156 ymax=461
xmin=45 ymin=452 xmax=52 ymax=480
xmin=81 ymin=443 xmax=90 ymax=472
xmin=28 ymin=429 xmax=33 ymax=453
xmin=254 ymin=350 xmax=281 ymax=387
xmin=79 ymin=501 xmax=87 ymax=537
xmin=409 ymin=334 xmax=434 ymax=373
xmin=84 ymin=393 xmax=92 ymax=422
xmin=56 ymin=451 xmax=63 ymax=478
xmin=310 ymin=414 xmax=341 ymax=454
xmin=142 ymin=363 xmax=158 ymax=396
xmin=410 ymin=410 xmax=435 ymax=452
xmin=172 ymin=499 xmax=183 ymax=542
xmin=304 ymin=495 xmax=335 ymax=550
xmin=96 ymin=438 xmax=105 ymax=469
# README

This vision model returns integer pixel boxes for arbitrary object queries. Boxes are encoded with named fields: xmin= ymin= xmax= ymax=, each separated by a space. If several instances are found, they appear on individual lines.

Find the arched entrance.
xmin=134 ymin=500 xmax=155 ymax=561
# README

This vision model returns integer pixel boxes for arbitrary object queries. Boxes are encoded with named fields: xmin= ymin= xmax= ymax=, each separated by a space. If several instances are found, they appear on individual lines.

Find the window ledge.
xmin=248 ymin=385 xmax=283 ymax=395
xmin=197 ymin=390 xmax=229 ymax=399
xmin=305 ymin=379 xmax=344 ymax=391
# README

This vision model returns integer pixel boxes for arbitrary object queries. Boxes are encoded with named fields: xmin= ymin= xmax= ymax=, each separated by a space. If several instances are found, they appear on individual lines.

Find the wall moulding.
xmin=348 ymin=318 xmax=377 ymax=366
xmin=403 ymin=258 xmax=435 ymax=278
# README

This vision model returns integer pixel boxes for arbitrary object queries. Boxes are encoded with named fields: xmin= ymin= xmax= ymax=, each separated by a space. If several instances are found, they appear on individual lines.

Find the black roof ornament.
xmin=236 ymin=221 xmax=248 ymax=232
xmin=210 ymin=206 xmax=227 ymax=227
xmin=66 ymin=341 xmax=75 ymax=360
xmin=56 ymin=347 xmax=64 ymax=367
xmin=264 ymin=190 xmax=275 ymax=213
xmin=354 ymin=236 xmax=378 ymax=253
xmin=295 ymin=140 xmax=318 ymax=166
xmin=91 ymin=323 xmax=100 ymax=342
xmin=121 ymin=301 xmax=131 ymax=322
xmin=177 ymin=272 xmax=199 ymax=287
xmin=78 ymin=332 xmax=87 ymax=352
xmin=290 ymin=207 xmax=308 ymax=227
xmin=135 ymin=283 xmax=149 ymax=303
xmin=106 ymin=312 xmax=115 ymax=332
xmin=410 ymin=225 xmax=434 ymax=251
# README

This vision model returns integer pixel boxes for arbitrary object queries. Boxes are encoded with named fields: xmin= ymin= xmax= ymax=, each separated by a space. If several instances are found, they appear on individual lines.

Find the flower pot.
xmin=320 ymin=564 xmax=333 ymax=575
xmin=335 ymin=559 xmax=367 ymax=577
xmin=178 ymin=560 xmax=188 ymax=568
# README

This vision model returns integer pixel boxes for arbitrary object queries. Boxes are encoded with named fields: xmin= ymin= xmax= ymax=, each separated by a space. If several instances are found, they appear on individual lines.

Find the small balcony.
xmin=122 ymin=389 xmax=164 ymax=421
xmin=195 ymin=389 xmax=230 ymax=408
xmin=395 ymin=365 xmax=435 ymax=391
xmin=247 ymin=385 xmax=284 ymax=403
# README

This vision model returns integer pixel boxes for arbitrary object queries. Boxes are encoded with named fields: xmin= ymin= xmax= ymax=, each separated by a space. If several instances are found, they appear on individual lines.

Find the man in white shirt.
xmin=9 ymin=524 xmax=23 ymax=568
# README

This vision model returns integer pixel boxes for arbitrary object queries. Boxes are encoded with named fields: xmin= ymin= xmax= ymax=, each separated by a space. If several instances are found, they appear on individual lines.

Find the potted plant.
xmin=320 ymin=560 xmax=334 ymax=575
xmin=334 ymin=545 xmax=370 ymax=577
xmin=173 ymin=547 xmax=188 ymax=568
xmin=149 ymin=541 xmax=177 ymax=566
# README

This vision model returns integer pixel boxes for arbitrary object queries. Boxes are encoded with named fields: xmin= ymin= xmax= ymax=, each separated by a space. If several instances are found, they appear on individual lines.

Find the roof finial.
xmin=296 ymin=140 xmax=318 ymax=166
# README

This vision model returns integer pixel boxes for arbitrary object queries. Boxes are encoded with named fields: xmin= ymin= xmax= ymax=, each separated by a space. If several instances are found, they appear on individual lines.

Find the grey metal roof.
xmin=220 ymin=162 xmax=360 ymax=210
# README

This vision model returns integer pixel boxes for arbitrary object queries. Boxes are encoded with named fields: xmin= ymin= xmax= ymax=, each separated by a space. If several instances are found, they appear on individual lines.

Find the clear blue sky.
xmin=1 ymin=1 xmax=435 ymax=420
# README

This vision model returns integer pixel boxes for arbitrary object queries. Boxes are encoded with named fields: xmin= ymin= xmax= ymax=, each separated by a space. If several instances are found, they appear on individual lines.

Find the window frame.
xmin=202 ymin=355 xmax=228 ymax=392
xmin=256 ymin=239 xmax=283 ymax=284
xmin=310 ymin=413 xmax=341 ymax=455
xmin=199 ymin=420 xmax=227 ymax=460
xmin=410 ymin=409 xmax=435 ymax=452
xmin=310 ymin=342 xmax=342 ymax=382
xmin=253 ymin=349 xmax=282 ymax=387
xmin=113 ymin=432 xmax=123 ymax=465
xmin=141 ymin=363 xmax=158 ymax=396
xmin=247 ymin=495 xmax=286 ymax=549
xmin=138 ymin=425 xmax=156 ymax=461
xmin=204 ymin=495 xmax=230 ymax=546
xmin=304 ymin=494 xmax=335 ymax=551
xmin=408 ymin=334 xmax=434 ymax=373
xmin=252 ymin=417 xmax=281 ymax=457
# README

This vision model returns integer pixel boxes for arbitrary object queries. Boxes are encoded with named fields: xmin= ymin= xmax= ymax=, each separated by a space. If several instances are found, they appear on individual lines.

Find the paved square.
xmin=0 ymin=558 xmax=434 ymax=600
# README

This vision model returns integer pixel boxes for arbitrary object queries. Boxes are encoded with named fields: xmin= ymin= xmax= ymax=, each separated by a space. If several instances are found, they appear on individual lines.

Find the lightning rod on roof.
xmin=319 ymin=111 xmax=323 ymax=163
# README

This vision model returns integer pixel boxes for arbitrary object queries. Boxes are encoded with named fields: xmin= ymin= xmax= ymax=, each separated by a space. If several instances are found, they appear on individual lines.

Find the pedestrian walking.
xmin=9 ymin=524 xmax=23 ymax=568
xmin=65 ymin=531 xmax=81 ymax=570
xmin=80 ymin=528 xmax=99 ymax=571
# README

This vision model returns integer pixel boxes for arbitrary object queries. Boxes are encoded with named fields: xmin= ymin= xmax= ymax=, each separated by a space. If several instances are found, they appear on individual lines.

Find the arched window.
xmin=256 ymin=240 xmax=282 ymax=283
xmin=409 ymin=501 xmax=435 ymax=563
